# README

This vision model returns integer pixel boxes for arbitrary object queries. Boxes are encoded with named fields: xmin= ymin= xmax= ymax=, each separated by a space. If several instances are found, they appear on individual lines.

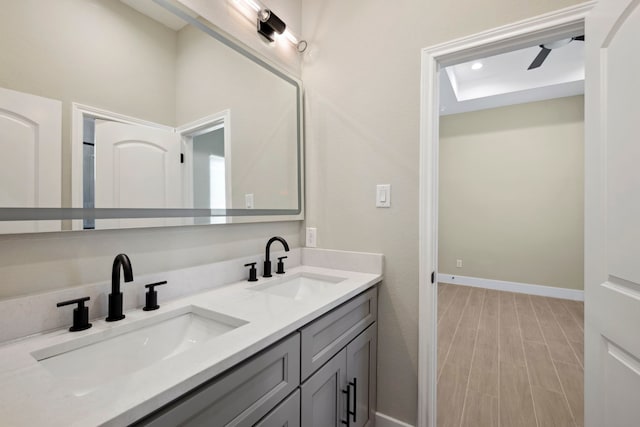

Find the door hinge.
xmin=431 ymin=271 xmax=435 ymax=284
xmin=180 ymin=153 xmax=184 ymax=163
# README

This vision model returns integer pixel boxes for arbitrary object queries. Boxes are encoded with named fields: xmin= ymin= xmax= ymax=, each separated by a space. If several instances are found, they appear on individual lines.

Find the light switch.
xmin=376 ymin=184 xmax=391 ymax=208
xmin=245 ymin=193 xmax=254 ymax=209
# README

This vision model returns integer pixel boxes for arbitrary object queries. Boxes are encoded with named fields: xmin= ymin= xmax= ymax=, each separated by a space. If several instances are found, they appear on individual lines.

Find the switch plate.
xmin=456 ymin=259 xmax=463 ymax=268
xmin=376 ymin=184 xmax=391 ymax=208
xmin=306 ymin=227 xmax=317 ymax=247
xmin=245 ymin=193 xmax=254 ymax=209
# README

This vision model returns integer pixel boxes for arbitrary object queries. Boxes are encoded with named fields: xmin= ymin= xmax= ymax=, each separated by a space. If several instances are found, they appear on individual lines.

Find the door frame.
xmin=417 ymin=2 xmax=596 ymax=426
xmin=177 ymin=110 xmax=233 ymax=212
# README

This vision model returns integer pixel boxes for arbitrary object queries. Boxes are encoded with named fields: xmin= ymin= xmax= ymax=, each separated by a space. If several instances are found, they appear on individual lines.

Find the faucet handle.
xmin=57 ymin=297 xmax=92 ymax=332
xmin=276 ymin=256 xmax=288 ymax=274
xmin=244 ymin=262 xmax=258 ymax=282
xmin=143 ymin=281 xmax=167 ymax=311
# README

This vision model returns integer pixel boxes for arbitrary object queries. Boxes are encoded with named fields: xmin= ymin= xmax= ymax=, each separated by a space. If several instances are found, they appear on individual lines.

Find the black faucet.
xmin=106 ymin=253 xmax=134 ymax=322
xmin=263 ymin=236 xmax=290 ymax=278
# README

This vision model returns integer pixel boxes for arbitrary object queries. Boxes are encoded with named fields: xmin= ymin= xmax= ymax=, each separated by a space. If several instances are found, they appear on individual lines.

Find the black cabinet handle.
xmin=341 ymin=385 xmax=351 ymax=427
xmin=349 ymin=377 xmax=357 ymax=422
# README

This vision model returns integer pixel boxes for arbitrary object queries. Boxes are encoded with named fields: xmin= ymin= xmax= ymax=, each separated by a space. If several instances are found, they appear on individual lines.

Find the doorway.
xmin=417 ymin=3 xmax=595 ymax=426
xmin=437 ymin=89 xmax=584 ymax=427
xmin=177 ymin=110 xmax=232 ymax=225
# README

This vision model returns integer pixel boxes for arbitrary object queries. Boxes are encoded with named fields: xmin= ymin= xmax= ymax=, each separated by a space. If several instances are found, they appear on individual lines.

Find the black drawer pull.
xmin=341 ymin=385 xmax=351 ymax=427
xmin=349 ymin=377 xmax=357 ymax=422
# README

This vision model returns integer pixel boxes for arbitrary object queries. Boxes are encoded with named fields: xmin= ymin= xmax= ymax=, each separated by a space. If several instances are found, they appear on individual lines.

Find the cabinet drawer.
xmin=300 ymin=287 xmax=377 ymax=381
xmin=136 ymin=333 xmax=300 ymax=427
xmin=255 ymin=390 xmax=300 ymax=427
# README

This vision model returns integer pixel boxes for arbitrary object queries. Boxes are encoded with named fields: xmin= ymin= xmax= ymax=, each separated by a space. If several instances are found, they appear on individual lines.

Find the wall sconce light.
xmin=233 ymin=0 xmax=307 ymax=52
xmin=257 ymin=9 xmax=285 ymax=42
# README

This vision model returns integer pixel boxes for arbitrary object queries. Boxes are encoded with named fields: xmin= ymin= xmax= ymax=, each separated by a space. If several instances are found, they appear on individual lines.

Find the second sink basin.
xmin=251 ymin=272 xmax=346 ymax=300
xmin=32 ymin=305 xmax=247 ymax=396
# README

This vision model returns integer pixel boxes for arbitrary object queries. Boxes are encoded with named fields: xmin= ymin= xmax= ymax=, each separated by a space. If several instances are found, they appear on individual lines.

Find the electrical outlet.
xmin=306 ymin=227 xmax=317 ymax=247
xmin=456 ymin=259 xmax=463 ymax=268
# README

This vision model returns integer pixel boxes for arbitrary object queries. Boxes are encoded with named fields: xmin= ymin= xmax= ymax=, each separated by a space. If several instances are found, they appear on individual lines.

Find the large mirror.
xmin=0 ymin=0 xmax=302 ymax=232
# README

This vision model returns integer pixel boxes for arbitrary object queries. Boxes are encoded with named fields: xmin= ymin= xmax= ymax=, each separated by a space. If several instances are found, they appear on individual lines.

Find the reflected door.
xmin=94 ymin=120 xmax=182 ymax=228
xmin=0 ymin=87 xmax=61 ymax=233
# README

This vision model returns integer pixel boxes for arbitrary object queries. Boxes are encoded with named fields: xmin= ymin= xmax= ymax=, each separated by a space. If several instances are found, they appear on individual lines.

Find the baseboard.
xmin=375 ymin=412 xmax=415 ymax=427
xmin=437 ymin=273 xmax=584 ymax=301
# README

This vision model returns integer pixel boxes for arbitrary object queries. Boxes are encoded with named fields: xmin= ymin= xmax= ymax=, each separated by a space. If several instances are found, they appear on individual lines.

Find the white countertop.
xmin=0 ymin=264 xmax=381 ymax=426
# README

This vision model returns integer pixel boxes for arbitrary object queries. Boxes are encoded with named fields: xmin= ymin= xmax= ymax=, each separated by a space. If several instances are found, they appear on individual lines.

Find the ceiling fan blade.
xmin=573 ymin=35 xmax=585 ymax=41
xmin=528 ymin=47 xmax=551 ymax=70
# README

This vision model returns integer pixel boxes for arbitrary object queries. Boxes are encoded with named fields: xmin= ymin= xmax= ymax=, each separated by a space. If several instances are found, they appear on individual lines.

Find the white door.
xmin=585 ymin=0 xmax=640 ymax=425
xmin=94 ymin=120 xmax=182 ymax=228
xmin=0 ymin=87 xmax=61 ymax=233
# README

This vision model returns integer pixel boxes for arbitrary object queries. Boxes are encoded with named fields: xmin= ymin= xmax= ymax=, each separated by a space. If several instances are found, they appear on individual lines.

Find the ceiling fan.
xmin=527 ymin=35 xmax=584 ymax=70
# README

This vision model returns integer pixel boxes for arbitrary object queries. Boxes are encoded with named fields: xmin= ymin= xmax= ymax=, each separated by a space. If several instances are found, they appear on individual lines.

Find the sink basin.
xmin=32 ymin=306 xmax=247 ymax=396
xmin=251 ymin=273 xmax=346 ymax=300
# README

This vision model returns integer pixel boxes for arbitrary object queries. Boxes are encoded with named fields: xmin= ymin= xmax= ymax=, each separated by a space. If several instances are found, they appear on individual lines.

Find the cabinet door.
xmin=346 ymin=323 xmax=377 ymax=427
xmin=300 ymin=348 xmax=347 ymax=427
xmin=255 ymin=390 xmax=300 ymax=427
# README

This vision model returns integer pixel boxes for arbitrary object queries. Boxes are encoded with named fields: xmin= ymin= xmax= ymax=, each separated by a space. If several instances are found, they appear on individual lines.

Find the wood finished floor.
xmin=437 ymin=283 xmax=584 ymax=427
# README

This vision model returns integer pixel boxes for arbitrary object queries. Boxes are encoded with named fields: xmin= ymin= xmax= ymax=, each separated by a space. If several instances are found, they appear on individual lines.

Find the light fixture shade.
xmin=257 ymin=9 xmax=286 ymax=42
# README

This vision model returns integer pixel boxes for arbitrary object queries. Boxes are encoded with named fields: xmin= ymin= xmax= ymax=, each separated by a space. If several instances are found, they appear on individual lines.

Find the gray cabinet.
xmin=134 ymin=287 xmax=378 ymax=427
xmin=346 ymin=323 xmax=377 ymax=427
xmin=135 ymin=334 xmax=300 ymax=427
xmin=255 ymin=390 xmax=300 ymax=427
xmin=300 ymin=323 xmax=377 ymax=427
xmin=300 ymin=287 xmax=377 ymax=381
xmin=300 ymin=347 xmax=348 ymax=427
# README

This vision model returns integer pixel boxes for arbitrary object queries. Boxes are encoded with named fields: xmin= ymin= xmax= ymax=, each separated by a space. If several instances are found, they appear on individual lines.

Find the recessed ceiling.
xmin=440 ymin=37 xmax=584 ymax=116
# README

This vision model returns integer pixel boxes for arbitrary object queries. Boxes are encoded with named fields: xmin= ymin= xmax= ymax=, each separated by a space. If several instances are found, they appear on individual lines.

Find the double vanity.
xmin=0 ymin=247 xmax=382 ymax=426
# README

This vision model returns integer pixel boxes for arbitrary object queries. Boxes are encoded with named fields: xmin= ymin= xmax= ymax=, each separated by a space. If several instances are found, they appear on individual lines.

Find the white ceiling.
xmin=440 ymin=38 xmax=585 ymax=116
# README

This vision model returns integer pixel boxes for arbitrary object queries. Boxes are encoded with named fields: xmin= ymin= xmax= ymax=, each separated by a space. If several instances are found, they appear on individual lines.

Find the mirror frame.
xmin=0 ymin=0 xmax=304 ymax=226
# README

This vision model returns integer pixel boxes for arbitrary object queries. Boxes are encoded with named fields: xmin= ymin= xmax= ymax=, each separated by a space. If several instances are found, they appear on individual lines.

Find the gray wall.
xmin=301 ymin=0 xmax=584 ymax=423
xmin=0 ymin=221 xmax=300 ymax=299
xmin=439 ymin=96 xmax=584 ymax=290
